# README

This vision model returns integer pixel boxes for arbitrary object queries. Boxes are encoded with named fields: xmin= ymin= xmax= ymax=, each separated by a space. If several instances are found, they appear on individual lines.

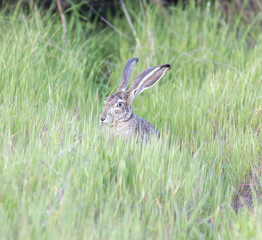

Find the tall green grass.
xmin=0 ymin=2 xmax=261 ymax=239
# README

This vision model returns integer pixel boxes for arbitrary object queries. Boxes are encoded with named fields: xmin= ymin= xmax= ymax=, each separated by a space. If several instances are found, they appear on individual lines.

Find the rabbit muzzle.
xmin=99 ymin=112 xmax=110 ymax=125
xmin=100 ymin=104 xmax=110 ymax=124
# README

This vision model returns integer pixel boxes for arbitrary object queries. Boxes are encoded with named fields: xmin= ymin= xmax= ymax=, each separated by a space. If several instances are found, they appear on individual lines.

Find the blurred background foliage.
xmin=1 ymin=0 xmax=262 ymax=27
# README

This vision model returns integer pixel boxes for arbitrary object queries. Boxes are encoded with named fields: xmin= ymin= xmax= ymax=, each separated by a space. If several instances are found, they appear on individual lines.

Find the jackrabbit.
xmin=100 ymin=58 xmax=171 ymax=142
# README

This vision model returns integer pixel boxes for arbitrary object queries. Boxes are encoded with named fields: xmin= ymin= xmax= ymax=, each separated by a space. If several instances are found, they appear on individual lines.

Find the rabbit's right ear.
xmin=127 ymin=64 xmax=171 ymax=104
xmin=117 ymin=58 xmax=139 ymax=92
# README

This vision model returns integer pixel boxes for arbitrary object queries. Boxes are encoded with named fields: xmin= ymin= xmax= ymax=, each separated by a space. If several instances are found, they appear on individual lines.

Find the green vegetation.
xmin=0 ymin=2 xmax=261 ymax=239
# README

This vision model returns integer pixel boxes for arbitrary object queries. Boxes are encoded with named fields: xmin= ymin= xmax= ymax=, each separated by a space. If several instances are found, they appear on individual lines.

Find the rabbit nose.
xmin=100 ymin=115 xmax=106 ymax=122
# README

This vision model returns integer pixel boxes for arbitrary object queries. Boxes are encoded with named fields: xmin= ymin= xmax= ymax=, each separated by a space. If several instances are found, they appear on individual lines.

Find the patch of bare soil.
xmin=233 ymin=164 xmax=262 ymax=212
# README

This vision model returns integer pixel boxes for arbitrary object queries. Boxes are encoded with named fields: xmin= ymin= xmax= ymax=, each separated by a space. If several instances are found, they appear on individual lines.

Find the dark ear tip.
xmin=126 ymin=58 xmax=139 ymax=65
xmin=164 ymin=64 xmax=171 ymax=69
xmin=132 ymin=58 xmax=139 ymax=63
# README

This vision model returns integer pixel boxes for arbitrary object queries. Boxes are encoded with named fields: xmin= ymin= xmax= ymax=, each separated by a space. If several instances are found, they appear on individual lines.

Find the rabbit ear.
xmin=117 ymin=58 xmax=139 ymax=92
xmin=127 ymin=64 xmax=171 ymax=103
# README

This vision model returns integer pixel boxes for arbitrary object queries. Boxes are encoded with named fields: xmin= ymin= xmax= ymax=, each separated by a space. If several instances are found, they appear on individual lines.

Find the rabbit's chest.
xmin=113 ymin=119 xmax=138 ymax=139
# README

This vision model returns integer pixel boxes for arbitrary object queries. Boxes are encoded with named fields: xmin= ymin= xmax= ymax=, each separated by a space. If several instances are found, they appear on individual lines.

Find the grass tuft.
xmin=0 ymin=2 xmax=261 ymax=239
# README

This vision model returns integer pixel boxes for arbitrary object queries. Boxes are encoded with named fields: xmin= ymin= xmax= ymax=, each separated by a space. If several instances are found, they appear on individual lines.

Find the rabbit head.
xmin=99 ymin=58 xmax=171 ymax=126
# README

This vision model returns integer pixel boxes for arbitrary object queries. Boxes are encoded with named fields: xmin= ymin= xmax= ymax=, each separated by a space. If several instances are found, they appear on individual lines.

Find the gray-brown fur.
xmin=100 ymin=58 xmax=171 ymax=142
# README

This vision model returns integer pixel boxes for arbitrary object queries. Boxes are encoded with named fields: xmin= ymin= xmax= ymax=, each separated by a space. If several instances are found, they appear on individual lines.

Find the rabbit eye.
xmin=117 ymin=102 xmax=124 ymax=108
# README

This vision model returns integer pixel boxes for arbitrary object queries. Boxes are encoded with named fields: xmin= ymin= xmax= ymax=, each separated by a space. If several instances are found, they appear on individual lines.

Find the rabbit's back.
xmin=133 ymin=114 xmax=160 ymax=141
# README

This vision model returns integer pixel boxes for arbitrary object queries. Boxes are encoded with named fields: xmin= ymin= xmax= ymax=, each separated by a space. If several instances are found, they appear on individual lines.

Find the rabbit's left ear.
xmin=117 ymin=58 xmax=138 ymax=92
xmin=127 ymin=64 xmax=171 ymax=103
